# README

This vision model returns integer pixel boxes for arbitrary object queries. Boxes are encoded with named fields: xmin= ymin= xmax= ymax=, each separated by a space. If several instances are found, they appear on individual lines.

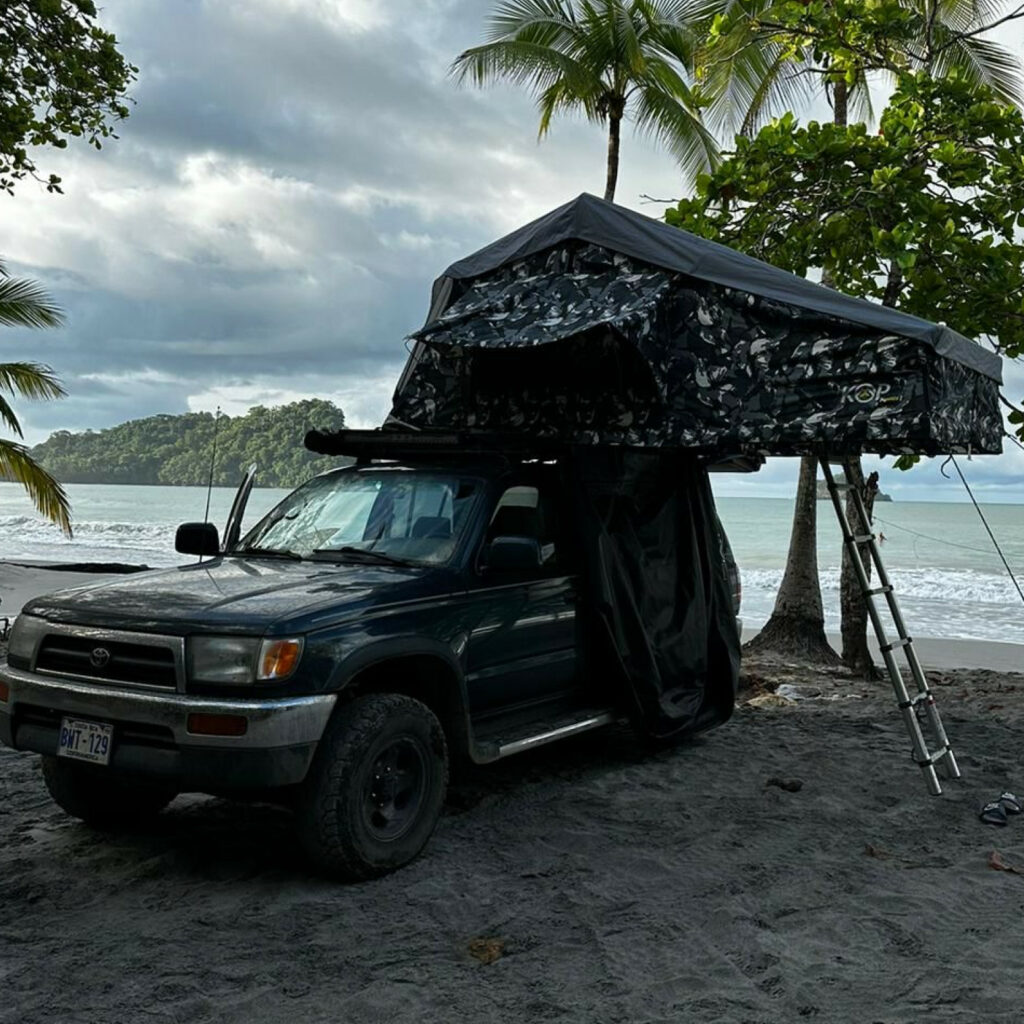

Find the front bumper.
xmin=0 ymin=664 xmax=336 ymax=790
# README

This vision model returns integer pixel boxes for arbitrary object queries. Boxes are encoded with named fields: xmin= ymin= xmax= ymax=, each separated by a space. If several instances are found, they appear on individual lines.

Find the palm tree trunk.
xmin=839 ymin=263 xmax=903 ymax=678
xmin=839 ymin=461 xmax=881 ymax=677
xmin=833 ymin=79 xmax=848 ymax=127
xmin=745 ymin=455 xmax=840 ymax=663
xmin=605 ymin=114 xmax=621 ymax=202
xmin=748 ymin=78 xmax=854 ymax=666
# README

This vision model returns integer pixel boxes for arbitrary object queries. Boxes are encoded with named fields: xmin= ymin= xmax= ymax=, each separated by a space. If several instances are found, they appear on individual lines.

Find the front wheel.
xmin=41 ymin=757 xmax=178 ymax=827
xmin=296 ymin=693 xmax=448 ymax=880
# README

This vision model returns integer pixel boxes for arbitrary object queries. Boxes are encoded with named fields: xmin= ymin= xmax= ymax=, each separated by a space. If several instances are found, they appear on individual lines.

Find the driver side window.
xmin=486 ymin=485 xmax=558 ymax=568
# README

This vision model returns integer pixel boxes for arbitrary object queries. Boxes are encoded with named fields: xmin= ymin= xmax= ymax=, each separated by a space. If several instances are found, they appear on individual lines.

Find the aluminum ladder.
xmin=820 ymin=457 xmax=960 ymax=795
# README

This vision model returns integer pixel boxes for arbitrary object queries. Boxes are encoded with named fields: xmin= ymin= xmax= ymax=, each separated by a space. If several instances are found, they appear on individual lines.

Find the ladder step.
xmin=880 ymin=637 xmax=912 ymax=653
xmin=819 ymin=455 xmax=958 ymax=797
xmin=914 ymin=743 xmax=952 ymax=768
xmin=898 ymin=691 xmax=932 ymax=711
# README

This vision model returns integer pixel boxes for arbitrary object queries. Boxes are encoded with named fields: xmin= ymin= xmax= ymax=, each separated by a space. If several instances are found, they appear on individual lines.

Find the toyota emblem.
xmin=89 ymin=647 xmax=112 ymax=669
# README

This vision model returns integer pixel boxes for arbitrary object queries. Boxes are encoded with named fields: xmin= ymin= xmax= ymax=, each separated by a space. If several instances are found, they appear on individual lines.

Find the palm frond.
xmin=451 ymin=39 xmax=601 ymax=100
xmin=737 ymin=48 xmax=814 ymax=136
xmin=0 ymin=362 xmax=67 ymax=402
xmin=924 ymin=0 xmax=1008 ymax=35
xmin=486 ymin=0 xmax=579 ymax=42
xmin=0 ymin=273 xmax=64 ymax=330
xmin=0 ymin=391 xmax=24 ymax=438
xmin=631 ymin=78 xmax=720 ymax=182
xmin=0 ymin=439 xmax=72 ymax=537
xmin=927 ymin=28 xmax=1024 ymax=105
xmin=848 ymin=75 xmax=877 ymax=125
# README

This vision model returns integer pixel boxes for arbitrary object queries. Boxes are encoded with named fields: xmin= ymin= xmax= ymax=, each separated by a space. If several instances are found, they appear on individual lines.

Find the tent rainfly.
xmin=389 ymin=194 xmax=1002 ymax=458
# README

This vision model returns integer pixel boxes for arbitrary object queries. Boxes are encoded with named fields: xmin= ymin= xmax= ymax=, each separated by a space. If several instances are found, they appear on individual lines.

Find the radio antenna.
xmin=203 ymin=406 xmax=222 ymax=527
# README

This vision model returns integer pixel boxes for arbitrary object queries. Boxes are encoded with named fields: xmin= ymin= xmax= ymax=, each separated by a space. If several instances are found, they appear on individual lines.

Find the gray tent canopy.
xmin=390 ymin=194 xmax=1002 ymax=458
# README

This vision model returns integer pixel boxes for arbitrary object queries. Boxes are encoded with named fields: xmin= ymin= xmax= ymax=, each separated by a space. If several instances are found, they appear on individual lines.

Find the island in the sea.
xmin=25 ymin=399 xmax=347 ymax=488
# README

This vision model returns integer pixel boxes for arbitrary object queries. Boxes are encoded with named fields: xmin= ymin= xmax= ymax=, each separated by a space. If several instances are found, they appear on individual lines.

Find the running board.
xmin=497 ymin=711 xmax=616 ymax=758
xmin=470 ymin=706 xmax=617 ymax=763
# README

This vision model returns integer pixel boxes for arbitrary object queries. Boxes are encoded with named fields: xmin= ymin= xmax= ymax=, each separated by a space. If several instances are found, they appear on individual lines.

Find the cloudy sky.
xmin=4 ymin=0 xmax=1024 ymax=502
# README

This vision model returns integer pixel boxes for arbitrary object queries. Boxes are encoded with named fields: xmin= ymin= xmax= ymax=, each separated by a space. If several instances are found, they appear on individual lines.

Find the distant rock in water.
xmin=816 ymin=474 xmax=893 ymax=501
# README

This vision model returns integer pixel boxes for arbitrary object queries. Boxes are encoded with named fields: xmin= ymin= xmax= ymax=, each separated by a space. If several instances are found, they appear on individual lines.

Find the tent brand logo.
xmin=844 ymin=383 xmax=899 ymax=406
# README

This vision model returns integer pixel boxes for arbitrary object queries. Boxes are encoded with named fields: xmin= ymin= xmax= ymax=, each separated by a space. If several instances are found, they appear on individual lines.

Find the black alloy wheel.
xmin=364 ymin=736 xmax=428 ymax=841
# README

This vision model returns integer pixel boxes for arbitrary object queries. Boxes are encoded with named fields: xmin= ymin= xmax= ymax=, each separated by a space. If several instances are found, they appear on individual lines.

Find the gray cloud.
xmin=2 ymin=0 xmax=1022 ymax=501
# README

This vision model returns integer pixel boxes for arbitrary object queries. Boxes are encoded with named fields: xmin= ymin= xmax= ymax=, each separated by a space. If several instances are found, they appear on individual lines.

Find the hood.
xmin=23 ymin=556 xmax=461 ymax=635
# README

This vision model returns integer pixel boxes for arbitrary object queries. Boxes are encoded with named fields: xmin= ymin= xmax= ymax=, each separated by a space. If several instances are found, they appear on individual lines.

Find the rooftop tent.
xmin=389 ymin=194 xmax=1002 ymax=457
xmin=367 ymin=196 xmax=1004 ymax=742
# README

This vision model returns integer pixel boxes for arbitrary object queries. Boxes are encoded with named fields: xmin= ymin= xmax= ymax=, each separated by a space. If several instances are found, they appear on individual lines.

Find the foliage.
xmin=0 ymin=261 xmax=71 ymax=534
xmin=29 ymin=400 xmax=350 ymax=489
xmin=668 ymin=71 xmax=1024 ymax=468
xmin=452 ymin=0 xmax=718 ymax=198
xmin=698 ymin=0 xmax=1024 ymax=136
xmin=668 ymin=73 xmax=1024 ymax=363
xmin=0 ymin=0 xmax=136 ymax=195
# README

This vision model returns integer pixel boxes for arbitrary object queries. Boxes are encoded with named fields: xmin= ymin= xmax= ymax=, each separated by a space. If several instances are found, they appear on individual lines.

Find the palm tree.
xmin=706 ymin=0 xmax=1022 ymax=671
xmin=701 ymin=0 xmax=1023 ymax=139
xmin=451 ymin=0 xmax=718 ymax=201
xmin=0 ymin=261 xmax=71 ymax=536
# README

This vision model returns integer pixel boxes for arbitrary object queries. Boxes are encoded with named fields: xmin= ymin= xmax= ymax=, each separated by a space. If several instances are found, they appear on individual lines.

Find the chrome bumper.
xmin=0 ymin=664 xmax=336 ymax=750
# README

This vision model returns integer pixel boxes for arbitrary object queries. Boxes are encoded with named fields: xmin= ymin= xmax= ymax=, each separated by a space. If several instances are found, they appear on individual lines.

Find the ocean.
xmin=1 ymin=481 xmax=1022 ymax=645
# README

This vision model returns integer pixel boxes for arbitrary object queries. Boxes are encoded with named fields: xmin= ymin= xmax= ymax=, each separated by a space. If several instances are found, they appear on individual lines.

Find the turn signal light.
xmin=186 ymin=713 xmax=248 ymax=737
xmin=0 ymin=681 xmax=9 ymax=703
xmin=258 ymin=638 xmax=303 ymax=681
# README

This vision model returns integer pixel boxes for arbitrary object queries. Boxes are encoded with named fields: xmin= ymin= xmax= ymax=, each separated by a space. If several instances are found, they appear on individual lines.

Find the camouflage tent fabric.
xmin=390 ymin=198 xmax=1002 ymax=458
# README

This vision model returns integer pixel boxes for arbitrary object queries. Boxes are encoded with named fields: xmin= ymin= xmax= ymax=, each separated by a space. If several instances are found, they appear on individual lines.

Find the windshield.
xmin=235 ymin=468 xmax=479 ymax=565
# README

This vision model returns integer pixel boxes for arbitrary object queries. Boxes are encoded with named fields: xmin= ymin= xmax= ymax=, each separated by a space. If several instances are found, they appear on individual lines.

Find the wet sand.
xmin=3 ymin=564 xmax=1024 ymax=1021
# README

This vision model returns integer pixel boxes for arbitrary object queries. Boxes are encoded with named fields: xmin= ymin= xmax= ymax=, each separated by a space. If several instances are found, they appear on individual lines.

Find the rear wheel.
xmin=296 ymin=693 xmax=448 ymax=880
xmin=41 ymin=757 xmax=178 ymax=827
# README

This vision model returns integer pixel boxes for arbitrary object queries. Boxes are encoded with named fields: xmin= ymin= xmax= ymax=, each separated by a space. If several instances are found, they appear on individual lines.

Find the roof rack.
xmin=304 ymin=428 xmax=764 ymax=473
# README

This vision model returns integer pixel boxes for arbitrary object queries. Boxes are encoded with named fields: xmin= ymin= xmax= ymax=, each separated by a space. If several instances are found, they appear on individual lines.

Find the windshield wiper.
xmin=312 ymin=546 xmax=416 ymax=567
xmin=233 ymin=545 xmax=303 ymax=561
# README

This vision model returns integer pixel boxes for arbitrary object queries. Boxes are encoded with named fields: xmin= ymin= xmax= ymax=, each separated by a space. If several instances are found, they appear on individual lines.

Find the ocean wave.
xmin=0 ymin=515 xmax=174 ymax=539
xmin=742 ymin=566 xmax=1022 ymax=607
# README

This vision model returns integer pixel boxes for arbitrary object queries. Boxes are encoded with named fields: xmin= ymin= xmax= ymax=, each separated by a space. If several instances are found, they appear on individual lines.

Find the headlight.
xmin=7 ymin=614 xmax=42 ymax=663
xmin=188 ymin=636 xmax=304 ymax=685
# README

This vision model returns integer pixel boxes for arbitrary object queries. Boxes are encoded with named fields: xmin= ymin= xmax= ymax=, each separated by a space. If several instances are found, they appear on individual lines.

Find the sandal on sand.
xmin=1000 ymin=792 xmax=1022 ymax=815
xmin=980 ymin=801 xmax=1009 ymax=826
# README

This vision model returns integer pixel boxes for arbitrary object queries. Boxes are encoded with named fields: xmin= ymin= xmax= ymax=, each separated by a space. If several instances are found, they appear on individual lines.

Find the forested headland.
xmin=28 ymin=399 xmax=349 ymax=488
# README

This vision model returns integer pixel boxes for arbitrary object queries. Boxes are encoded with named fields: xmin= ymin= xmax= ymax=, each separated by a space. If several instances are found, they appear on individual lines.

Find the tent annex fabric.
xmin=390 ymin=195 xmax=1002 ymax=458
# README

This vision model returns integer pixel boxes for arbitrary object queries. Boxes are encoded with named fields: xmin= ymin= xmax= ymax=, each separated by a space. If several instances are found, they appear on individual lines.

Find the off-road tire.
xmin=296 ymin=693 xmax=449 ymax=880
xmin=41 ymin=757 xmax=178 ymax=827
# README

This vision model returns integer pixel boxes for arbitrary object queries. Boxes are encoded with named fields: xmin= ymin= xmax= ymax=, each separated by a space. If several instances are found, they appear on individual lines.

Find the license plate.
xmin=57 ymin=717 xmax=113 ymax=766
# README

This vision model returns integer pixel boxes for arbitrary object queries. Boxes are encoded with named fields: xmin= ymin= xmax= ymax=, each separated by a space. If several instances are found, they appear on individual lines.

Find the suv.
xmin=0 ymin=443 xmax=740 ymax=879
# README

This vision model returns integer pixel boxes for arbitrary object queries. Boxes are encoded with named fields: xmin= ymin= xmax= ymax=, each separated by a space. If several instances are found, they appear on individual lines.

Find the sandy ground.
xmin=5 ymin=640 xmax=1024 ymax=1022
xmin=1 ymin=562 xmax=121 ymax=621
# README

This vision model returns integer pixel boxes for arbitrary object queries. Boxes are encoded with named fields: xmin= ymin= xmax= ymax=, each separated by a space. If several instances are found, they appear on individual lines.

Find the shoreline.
xmin=3 ymin=560 xmax=1021 ymax=672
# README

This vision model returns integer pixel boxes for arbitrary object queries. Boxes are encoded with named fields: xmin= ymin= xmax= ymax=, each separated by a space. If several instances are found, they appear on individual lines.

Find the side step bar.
xmin=497 ymin=711 xmax=616 ymax=759
xmin=470 ymin=706 xmax=617 ymax=763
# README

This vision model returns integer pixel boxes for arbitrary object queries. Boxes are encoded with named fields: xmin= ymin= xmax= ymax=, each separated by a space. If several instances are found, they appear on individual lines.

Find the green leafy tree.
xmin=452 ymin=0 xmax=718 ymax=200
xmin=0 ymin=262 xmax=71 ymax=534
xmin=0 ymin=0 xmax=136 ymax=195
xmin=668 ymin=72 xmax=1024 ymax=672
xmin=687 ymin=0 xmax=1024 ymax=672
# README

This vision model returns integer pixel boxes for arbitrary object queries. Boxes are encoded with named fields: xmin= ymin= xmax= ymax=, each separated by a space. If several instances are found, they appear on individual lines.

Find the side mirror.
xmin=487 ymin=536 xmax=542 ymax=571
xmin=175 ymin=522 xmax=220 ymax=557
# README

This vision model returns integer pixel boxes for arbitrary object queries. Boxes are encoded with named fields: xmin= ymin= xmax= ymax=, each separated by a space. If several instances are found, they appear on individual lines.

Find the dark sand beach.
xmin=3 ymin=567 xmax=1024 ymax=1022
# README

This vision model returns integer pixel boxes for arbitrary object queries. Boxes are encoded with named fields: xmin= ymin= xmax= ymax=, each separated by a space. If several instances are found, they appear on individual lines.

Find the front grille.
xmin=36 ymin=635 xmax=177 ymax=689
